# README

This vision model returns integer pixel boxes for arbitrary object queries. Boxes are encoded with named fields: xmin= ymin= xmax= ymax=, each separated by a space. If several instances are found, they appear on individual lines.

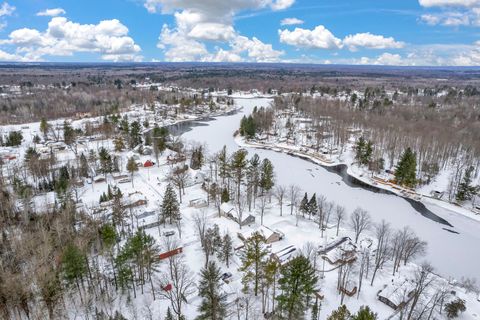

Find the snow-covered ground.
xmin=2 ymin=93 xmax=480 ymax=319
xmin=182 ymin=97 xmax=480 ymax=283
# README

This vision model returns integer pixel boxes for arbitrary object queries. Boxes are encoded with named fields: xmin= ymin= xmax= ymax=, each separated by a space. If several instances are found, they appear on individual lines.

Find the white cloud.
xmin=188 ymin=22 xmax=236 ymax=41
xmin=36 ymin=8 xmax=66 ymax=17
xmin=279 ymin=26 xmax=404 ymax=52
xmin=420 ymin=11 xmax=474 ymax=25
xmin=231 ymin=35 xmax=284 ymax=62
xmin=419 ymin=0 xmax=480 ymax=7
xmin=279 ymin=25 xmax=342 ymax=49
xmin=419 ymin=0 xmax=480 ymax=27
xmin=374 ymin=53 xmax=405 ymax=65
xmin=280 ymin=17 xmax=304 ymax=26
xmin=270 ymin=0 xmax=295 ymax=11
xmin=0 ymin=49 xmax=27 ymax=61
xmin=420 ymin=14 xmax=441 ymax=25
xmin=149 ymin=0 xmax=285 ymax=62
xmin=144 ymin=0 xmax=294 ymax=17
xmin=158 ymin=24 xmax=208 ymax=61
xmin=0 ymin=17 xmax=142 ymax=62
xmin=343 ymin=32 xmax=405 ymax=51
xmin=205 ymin=48 xmax=243 ymax=62
xmin=0 ymin=2 xmax=14 ymax=17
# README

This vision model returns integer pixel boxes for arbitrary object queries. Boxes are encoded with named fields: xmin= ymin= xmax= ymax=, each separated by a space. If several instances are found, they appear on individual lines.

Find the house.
xmin=124 ymin=192 xmax=148 ymax=209
xmin=377 ymin=279 xmax=416 ymax=310
xmin=220 ymin=202 xmax=255 ymax=226
xmin=136 ymin=211 xmax=156 ymax=220
xmin=271 ymin=245 xmax=297 ymax=265
xmin=159 ymin=247 xmax=183 ymax=260
xmin=167 ymin=152 xmax=186 ymax=164
xmin=321 ymin=240 xmax=357 ymax=266
xmin=142 ymin=146 xmax=153 ymax=155
xmin=143 ymin=160 xmax=155 ymax=167
xmin=237 ymin=226 xmax=284 ymax=244
xmin=192 ymin=171 xmax=206 ymax=184
xmin=93 ymin=175 xmax=106 ymax=183
xmin=189 ymin=198 xmax=207 ymax=208
xmin=431 ymin=190 xmax=444 ymax=199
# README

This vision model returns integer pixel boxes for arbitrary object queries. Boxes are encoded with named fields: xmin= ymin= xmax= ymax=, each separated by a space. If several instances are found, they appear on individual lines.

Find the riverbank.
xmin=234 ymin=134 xmax=480 ymax=226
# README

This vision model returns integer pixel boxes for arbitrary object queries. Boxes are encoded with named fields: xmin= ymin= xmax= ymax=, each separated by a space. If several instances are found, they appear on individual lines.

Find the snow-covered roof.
xmin=239 ymin=225 xmax=279 ymax=241
xmin=378 ymin=279 xmax=416 ymax=306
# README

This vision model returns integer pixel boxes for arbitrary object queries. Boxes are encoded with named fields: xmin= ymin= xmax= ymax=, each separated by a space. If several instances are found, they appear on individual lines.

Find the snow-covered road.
xmin=181 ymin=97 xmax=480 ymax=281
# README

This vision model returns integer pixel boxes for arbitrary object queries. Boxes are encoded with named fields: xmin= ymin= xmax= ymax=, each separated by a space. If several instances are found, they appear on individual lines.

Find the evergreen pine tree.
xmin=364 ymin=141 xmax=373 ymax=165
xmin=300 ymin=192 xmax=309 ymax=217
xmin=221 ymin=187 xmax=230 ymax=203
xmin=79 ymin=153 xmax=89 ymax=177
xmin=129 ymin=120 xmax=142 ymax=148
xmin=395 ymin=147 xmax=417 ymax=188
xmin=62 ymin=243 xmax=87 ymax=287
xmin=40 ymin=117 xmax=49 ymax=139
xmin=276 ymin=255 xmax=318 ymax=319
xmin=351 ymin=306 xmax=377 ymax=320
xmin=218 ymin=233 xmax=233 ymax=268
xmin=260 ymin=158 xmax=275 ymax=194
xmin=126 ymin=156 xmax=138 ymax=187
xmin=165 ymin=307 xmax=174 ymax=320
xmin=196 ymin=261 xmax=227 ymax=320
xmin=308 ymin=193 xmax=318 ymax=217
xmin=327 ymin=305 xmax=351 ymax=320
xmin=161 ymin=184 xmax=180 ymax=224
xmin=456 ymin=166 xmax=478 ymax=202
xmin=311 ymin=300 xmax=319 ymax=320
xmin=240 ymin=232 xmax=269 ymax=296
xmin=355 ymin=137 xmax=366 ymax=163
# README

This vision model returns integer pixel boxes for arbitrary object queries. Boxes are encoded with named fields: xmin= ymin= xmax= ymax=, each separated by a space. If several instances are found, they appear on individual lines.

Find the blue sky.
xmin=0 ymin=0 xmax=479 ymax=65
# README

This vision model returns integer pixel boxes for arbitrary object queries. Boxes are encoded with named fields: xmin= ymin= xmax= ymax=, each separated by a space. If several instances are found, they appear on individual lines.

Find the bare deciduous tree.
xmin=273 ymin=185 xmax=287 ymax=216
xmin=349 ymin=207 xmax=371 ymax=243
xmin=334 ymin=204 xmax=347 ymax=236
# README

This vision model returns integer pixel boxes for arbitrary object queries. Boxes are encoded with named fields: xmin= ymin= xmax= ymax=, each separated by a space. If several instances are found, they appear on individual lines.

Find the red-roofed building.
xmin=143 ymin=160 xmax=154 ymax=167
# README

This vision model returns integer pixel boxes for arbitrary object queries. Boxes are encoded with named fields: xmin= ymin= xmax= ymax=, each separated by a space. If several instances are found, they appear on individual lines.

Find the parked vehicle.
xmin=163 ymin=230 xmax=175 ymax=237
xmin=221 ymin=272 xmax=232 ymax=282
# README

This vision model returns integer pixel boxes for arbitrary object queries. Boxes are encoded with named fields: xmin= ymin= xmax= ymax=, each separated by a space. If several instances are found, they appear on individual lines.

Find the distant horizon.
xmin=1 ymin=61 xmax=480 ymax=70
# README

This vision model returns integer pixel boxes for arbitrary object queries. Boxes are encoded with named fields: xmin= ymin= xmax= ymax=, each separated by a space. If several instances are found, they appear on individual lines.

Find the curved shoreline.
xmin=234 ymin=135 xmax=454 ymax=228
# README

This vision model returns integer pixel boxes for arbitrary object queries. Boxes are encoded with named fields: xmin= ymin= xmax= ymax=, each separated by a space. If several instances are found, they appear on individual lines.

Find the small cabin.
xmin=220 ymin=202 xmax=255 ymax=226
xmin=377 ymin=280 xmax=415 ymax=310
xmin=143 ymin=160 xmax=155 ymax=167
xmin=238 ymin=226 xmax=284 ymax=244
xmin=189 ymin=198 xmax=207 ymax=208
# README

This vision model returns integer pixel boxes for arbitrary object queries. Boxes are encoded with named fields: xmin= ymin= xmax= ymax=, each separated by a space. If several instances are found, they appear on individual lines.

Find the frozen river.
xmin=181 ymin=97 xmax=480 ymax=281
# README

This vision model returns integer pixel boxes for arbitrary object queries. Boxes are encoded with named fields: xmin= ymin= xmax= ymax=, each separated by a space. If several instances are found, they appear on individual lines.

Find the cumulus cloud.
xmin=149 ymin=0 xmax=285 ymax=62
xmin=36 ymin=8 xmax=66 ymax=17
xmin=420 ymin=10 xmax=480 ymax=26
xmin=144 ymin=0 xmax=294 ymax=17
xmin=0 ymin=2 xmax=14 ymax=17
xmin=419 ymin=0 xmax=480 ymax=7
xmin=280 ymin=17 xmax=304 ymax=26
xmin=270 ymin=0 xmax=295 ymax=11
xmin=159 ymin=22 xmax=283 ymax=62
xmin=279 ymin=26 xmax=404 ymax=53
xmin=343 ymin=33 xmax=405 ymax=51
xmin=231 ymin=35 xmax=284 ymax=62
xmin=0 ymin=17 xmax=142 ymax=62
xmin=419 ymin=0 xmax=480 ymax=26
xmin=188 ymin=23 xmax=236 ymax=41
xmin=279 ymin=25 xmax=342 ymax=49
